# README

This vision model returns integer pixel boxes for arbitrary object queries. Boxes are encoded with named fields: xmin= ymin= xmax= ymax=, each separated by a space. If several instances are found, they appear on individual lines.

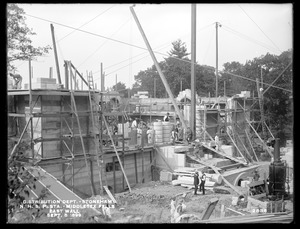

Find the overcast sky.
xmin=12 ymin=3 xmax=293 ymax=90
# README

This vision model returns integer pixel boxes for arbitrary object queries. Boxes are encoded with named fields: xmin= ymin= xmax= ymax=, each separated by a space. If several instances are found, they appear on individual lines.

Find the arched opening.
xmin=237 ymin=179 xmax=244 ymax=186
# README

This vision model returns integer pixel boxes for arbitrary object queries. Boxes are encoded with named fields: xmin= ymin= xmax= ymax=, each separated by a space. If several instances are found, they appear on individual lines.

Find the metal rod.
xmin=130 ymin=5 xmax=187 ymax=130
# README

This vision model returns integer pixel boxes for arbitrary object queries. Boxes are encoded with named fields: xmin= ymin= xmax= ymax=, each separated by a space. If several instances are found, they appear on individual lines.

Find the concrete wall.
xmin=155 ymin=146 xmax=187 ymax=171
xmin=41 ymin=150 xmax=153 ymax=197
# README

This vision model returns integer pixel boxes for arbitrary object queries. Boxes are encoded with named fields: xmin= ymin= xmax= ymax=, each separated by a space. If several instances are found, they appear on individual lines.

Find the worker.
xmin=193 ymin=171 xmax=200 ymax=195
xmin=163 ymin=112 xmax=170 ymax=122
xmin=186 ymin=127 xmax=193 ymax=143
xmin=171 ymin=125 xmax=177 ymax=144
xmin=177 ymin=125 xmax=184 ymax=141
xmin=253 ymin=169 xmax=260 ymax=181
xmin=199 ymin=172 xmax=206 ymax=195
xmin=215 ymin=134 xmax=220 ymax=150
xmin=209 ymin=138 xmax=216 ymax=149
xmin=131 ymin=118 xmax=138 ymax=129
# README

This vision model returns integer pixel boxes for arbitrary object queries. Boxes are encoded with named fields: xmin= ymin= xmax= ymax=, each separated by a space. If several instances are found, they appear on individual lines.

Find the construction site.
xmin=7 ymin=5 xmax=293 ymax=224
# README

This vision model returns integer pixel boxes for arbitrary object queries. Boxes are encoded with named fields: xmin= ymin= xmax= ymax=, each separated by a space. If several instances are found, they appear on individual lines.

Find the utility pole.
xmin=154 ymin=77 xmax=156 ymax=98
xmin=115 ymin=74 xmax=118 ymax=91
xmin=215 ymin=22 xmax=221 ymax=98
xmin=100 ymin=63 xmax=104 ymax=92
xmin=191 ymin=4 xmax=196 ymax=139
xmin=50 ymin=24 xmax=62 ymax=85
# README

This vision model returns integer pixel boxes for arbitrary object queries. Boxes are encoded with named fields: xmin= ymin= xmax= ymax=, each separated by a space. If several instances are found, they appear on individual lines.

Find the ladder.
xmin=87 ymin=72 xmax=104 ymax=195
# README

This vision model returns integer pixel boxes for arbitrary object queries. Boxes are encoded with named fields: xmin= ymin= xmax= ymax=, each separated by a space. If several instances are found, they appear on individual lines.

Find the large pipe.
xmin=130 ymin=6 xmax=187 ymax=130
xmin=274 ymin=138 xmax=280 ymax=162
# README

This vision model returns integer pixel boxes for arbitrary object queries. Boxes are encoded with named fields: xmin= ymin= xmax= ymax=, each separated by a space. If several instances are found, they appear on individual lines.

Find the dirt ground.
xmin=109 ymin=181 xmax=237 ymax=223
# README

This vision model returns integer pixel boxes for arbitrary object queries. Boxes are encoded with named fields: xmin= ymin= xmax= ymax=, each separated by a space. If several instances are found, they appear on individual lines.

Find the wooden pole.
xmin=64 ymin=61 xmax=69 ymax=89
xmin=50 ymin=24 xmax=62 ymax=85
xmin=28 ymin=59 xmax=34 ymax=158
xmin=236 ymin=134 xmax=254 ymax=163
xmin=130 ymin=6 xmax=187 ymax=131
xmin=215 ymin=22 xmax=219 ymax=97
xmin=49 ymin=67 xmax=53 ymax=79
xmin=101 ymin=63 xmax=104 ymax=92
xmin=245 ymin=129 xmax=259 ymax=162
xmin=246 ymin=118 xmax=273 ymax=158
xmin=9 ymin=118 xmax=32 ymax=160
xmin=103 ymin=114 xmax=132 ymax=192
xmin=226 ymin=130 xmax=247 ymax=163
xmin=191 ymin=4 xmax=196 ymax=139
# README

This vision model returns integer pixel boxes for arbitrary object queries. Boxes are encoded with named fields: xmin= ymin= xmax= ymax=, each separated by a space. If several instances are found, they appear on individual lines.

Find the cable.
xmin=25 ymin=13 xmax=291 ymax=94
xmin=222 ymin=25 xmax=280 ymax=53
xmin=220 ymin=69 xmax=292 ymax=93
xmin=93 ymin=42 xmax=171 ymax=80
xmin=202 ymin=26 xmax=214 ymax=63
xmin=25 ymin=12 xmax=214 ymax=68
xmin=57 ymin=4 xmax=116 ymax=43
xmin=237 ymin=4 xmax=282 ymax=53
xmin=77 ymin=16 xmax=132 ymax=68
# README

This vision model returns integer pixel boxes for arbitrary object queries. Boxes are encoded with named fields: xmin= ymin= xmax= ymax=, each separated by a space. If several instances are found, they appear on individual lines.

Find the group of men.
xmin=193 ymin=171 xmax=206 ymax=195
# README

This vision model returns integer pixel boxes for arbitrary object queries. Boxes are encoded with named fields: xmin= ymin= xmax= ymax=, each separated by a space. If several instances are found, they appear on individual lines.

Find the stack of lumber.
xmin=171 ymin=167 xmax=217 ymax=189
xmin=200 ymin=211 xmax=293 ymax=223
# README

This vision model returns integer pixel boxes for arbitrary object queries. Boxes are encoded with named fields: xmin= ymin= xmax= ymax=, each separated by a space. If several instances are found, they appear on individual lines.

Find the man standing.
xmin=199 ymin=173 xmax=206 ymax=195
xmin=193 ymin=171 xmax=199 ymax=195
xmin=163 ymin=112 xmax=170 ymax=122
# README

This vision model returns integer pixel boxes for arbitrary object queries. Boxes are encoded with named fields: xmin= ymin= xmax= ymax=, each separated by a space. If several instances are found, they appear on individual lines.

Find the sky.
xmin=11 ymin=3 xmax=293 ymax=90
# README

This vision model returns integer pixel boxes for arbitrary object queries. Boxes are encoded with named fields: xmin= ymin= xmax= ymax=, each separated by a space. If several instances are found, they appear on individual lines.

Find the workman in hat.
xmin=193 ymin=171 xmax=200 ymax=195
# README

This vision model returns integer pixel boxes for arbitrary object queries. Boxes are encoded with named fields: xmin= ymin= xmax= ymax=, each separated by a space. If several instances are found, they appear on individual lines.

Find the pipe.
xmin=274 ymin=138 xmax=280 ymax=162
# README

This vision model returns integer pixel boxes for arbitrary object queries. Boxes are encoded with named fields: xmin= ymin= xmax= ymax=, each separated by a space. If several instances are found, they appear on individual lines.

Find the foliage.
xmin=7 ymin=3 xmax=51 ymax=72
xmin=7 ymin=142 xmax=49 ymax=223
xmin=220 ymin=49 xmax=293 ymax=143
xmin=133 ymin=39 xmax=216 ymax=98
xmin=167 ymin=39 xmax=190 ymax=59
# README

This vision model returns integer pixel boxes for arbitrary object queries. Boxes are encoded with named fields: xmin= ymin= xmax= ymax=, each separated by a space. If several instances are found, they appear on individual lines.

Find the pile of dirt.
xmin=109 ymin=181 xmax=236 ymax=223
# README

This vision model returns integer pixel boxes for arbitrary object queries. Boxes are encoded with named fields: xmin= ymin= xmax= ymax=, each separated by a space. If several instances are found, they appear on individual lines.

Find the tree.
xmin=7 ymin=4 xmax=51 ymax=72
xmin=220 ymin=50 xmax=293 ymax=145
xmin=112 ymin=81 xmax=126 ymax=92
xmin=167 ymin=39 xmax=190 ymax=59
xmin=7 ymin=142 xmax=50 ymax=222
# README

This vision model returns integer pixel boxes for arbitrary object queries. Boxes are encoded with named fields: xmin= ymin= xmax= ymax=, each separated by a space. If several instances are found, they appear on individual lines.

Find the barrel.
xmin=129 ymin=129 xmax=137 ymax=145
xmin=153 ymin=121 xmax=163 ymax=143
xmin=162 ymin=121 xmax=172 ymax=143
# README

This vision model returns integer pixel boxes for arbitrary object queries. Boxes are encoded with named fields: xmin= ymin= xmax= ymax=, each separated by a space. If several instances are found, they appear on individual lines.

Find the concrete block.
xmin=36 ymin=78 xmax=57 ymax=84
xmin=241 ymin=180 xmax=251 ymax=188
